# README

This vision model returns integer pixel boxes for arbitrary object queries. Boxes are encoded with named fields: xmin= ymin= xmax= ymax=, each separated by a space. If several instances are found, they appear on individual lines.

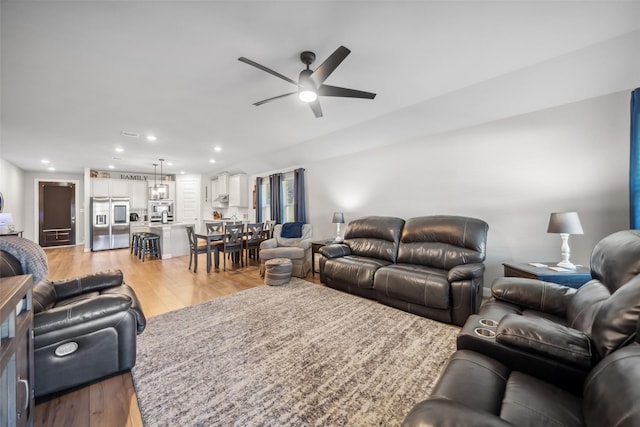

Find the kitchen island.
xmin=130 ymin=221 xmax=193 ymax=259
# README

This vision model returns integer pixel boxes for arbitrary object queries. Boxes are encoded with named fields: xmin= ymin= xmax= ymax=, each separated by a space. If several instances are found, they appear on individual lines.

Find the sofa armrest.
xmin=260 ymin=238 xmax=278 ymax=250
xmin=319 ymin=244 xmax=351 ymax=259
xmin=496 ymin=314 xmax=592 ymax=369
xmin=491 ymin=277 xmax=577 ymax=317
xmin=298 ymin=239 xmax=312 ymax=250
xmin=402 ymin=398 xmax=514 ymax=427
xmin=448 ymin=263 xmax=485 ymax=282
xmin=33 ymin=294 xmax=133 ymax=336
xmin=52 ymin=269 xmax=124 ymax=300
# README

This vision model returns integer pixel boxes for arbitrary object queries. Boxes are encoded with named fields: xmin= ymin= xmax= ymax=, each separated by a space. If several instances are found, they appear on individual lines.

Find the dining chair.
xmin=214 ymin=223 xmax=245 ymax=271
xmin=244 ymin=222 xmax=264 ymax=266
xmin=185 ymin=225 xmax=208 ymax=273
xmin=263 ymin=220 xmax=276 ymax=239
xmin=206 ymin=221 xmax=224 ymax=233
xmin=205 ymin=221 xmax=224 ymax=250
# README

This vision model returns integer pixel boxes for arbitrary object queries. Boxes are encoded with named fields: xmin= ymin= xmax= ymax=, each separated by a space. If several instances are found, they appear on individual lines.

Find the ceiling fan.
xmin=238 ymin=46 xmax=376 ymax=118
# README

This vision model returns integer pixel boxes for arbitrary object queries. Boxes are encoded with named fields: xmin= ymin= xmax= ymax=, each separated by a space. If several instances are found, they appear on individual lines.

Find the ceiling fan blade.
xmin=252 ymin=91 xmax=298 ymax=106
xmin=317 ymin=84 xmax=376 ymax=99
xmin=309 ymin=99 xmax=323 ymax=118
xmin=310 ymin=46 xmax=350 ymax=87
xmin=238 ymin=57 xmax=299 ymax=86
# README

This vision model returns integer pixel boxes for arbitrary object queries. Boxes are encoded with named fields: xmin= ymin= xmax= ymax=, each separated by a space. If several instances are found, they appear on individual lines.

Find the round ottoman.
xmin=264 ymin=258 xmax=293 ymax=286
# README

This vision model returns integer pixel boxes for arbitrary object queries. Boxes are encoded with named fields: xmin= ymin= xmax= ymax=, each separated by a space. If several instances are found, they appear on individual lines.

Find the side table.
xmin=311 ymin=239 xmax=336 ymax=276
xmin=503 ymin=262 xmax=592 ymax=289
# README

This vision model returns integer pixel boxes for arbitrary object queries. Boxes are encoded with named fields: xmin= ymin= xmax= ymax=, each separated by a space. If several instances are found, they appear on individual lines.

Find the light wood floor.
xmin=34 ymin=245 xmax=321 ymax=427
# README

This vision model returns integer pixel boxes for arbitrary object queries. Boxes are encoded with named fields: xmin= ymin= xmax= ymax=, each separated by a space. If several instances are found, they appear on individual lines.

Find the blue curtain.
xmin=630 ymin=88 xmax=640 ymax=228
xmin=294 ymin=168 xmax=306 ymax=223
xmin=269 ymin=173 xmax=282 ymax=224
xmin=255 ymin=177 xmax=263 ymax=223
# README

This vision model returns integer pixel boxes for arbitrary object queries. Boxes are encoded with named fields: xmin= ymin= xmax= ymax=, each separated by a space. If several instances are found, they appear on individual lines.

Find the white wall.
xmin=298 ymin=91 xmax=630 ymax=287
xmin=0 ymin=158 xmax=26 ymax=233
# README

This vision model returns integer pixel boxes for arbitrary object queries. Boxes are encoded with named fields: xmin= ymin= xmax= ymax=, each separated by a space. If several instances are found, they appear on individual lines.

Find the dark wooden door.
xmin=38 ymin=181 xmax=76 ymax=247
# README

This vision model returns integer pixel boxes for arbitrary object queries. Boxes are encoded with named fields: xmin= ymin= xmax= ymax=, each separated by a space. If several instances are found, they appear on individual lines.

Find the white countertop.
xmin=131 ymin=221 xmax=194 ymax=228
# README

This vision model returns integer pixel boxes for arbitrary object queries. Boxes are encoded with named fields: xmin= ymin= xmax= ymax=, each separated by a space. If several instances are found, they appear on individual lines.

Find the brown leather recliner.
xmin=0 ymin=250 xmax=146 ymax=397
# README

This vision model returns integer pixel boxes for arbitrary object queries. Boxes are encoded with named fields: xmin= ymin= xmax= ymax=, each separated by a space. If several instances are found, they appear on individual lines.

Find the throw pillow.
xmin=281 ymin=222 xmax=304 ymax=238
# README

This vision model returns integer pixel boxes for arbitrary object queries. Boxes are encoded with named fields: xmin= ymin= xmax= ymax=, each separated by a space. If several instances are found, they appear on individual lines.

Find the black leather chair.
xmin=403 ymin=335 xmax=640 ymax=426
xmin=457 ymin=229 xmax=640 ymax=391
xmin=0 ymin=249 xmax=146 ymax=397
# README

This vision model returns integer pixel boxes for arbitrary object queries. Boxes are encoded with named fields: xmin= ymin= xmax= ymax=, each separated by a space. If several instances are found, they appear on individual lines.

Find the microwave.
xmin=149 ymin=201 xmax=174 ymax=221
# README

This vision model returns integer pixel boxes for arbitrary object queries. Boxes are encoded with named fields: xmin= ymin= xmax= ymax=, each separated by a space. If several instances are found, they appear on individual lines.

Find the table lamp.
xmin=547 ymin=212 xmax=583 ymax=269
xmin=332 ymin=212 xmax=345 ymax=243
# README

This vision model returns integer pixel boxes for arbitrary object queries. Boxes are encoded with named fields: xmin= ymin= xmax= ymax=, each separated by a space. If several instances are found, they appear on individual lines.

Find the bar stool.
xmin=138 ymin=233 xmax=161 ymax=262
xmin=130 ymin=232 xmax=144 ymax=257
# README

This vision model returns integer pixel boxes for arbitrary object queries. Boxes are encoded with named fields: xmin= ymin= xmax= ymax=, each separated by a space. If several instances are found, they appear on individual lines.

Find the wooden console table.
xmin=503 ymin=262 xmax=592 ymax=289
xmin=0 ymin=275 xmax=34 ymax=426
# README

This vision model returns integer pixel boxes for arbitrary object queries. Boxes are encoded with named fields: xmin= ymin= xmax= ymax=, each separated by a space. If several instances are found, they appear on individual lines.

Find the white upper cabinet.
xmin=218 ymin=173 xmax=229 ymax=195
xmin=228 ymin=173 xmax=248 ymax=207
xmin=110 ymin=179 xmax=129 ymax=197
xmin=91 ymin=178 xmax=111 ymax=197
xmin=130 ymin=181 xmax=148 ymax=209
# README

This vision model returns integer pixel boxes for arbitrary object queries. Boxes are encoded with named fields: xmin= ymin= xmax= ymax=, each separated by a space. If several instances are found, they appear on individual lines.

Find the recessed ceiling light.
xmin=108 ymin=165 xmax=115 ymax=169
xmin=180 ymin=171 xmax=185 ymax=174
xmin=214 ymin=146 xmax=222 ymax=152
xmin=146 ymin=135 xmax=157 ymax=142
xmin=167 ymin=162 xmax=173 ymax=166
xmin=115 ymin=147 xmax=124 ymax=153
xmin=41 ymin=159 xmax=50 ymax=164
xmin=209 ymin=159 xmax=216 ymax=163
xmin=47 ymin=167 xmax=55 ymax=171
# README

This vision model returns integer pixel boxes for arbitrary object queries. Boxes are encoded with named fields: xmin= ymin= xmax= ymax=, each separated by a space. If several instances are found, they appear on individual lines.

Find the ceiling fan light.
xmin=299 ymin=90 xmax=317 ymax=103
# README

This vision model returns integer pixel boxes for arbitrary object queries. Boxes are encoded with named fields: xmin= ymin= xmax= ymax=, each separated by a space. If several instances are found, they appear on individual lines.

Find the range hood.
xmin=214 ymin=194 xmax=229 ymax=203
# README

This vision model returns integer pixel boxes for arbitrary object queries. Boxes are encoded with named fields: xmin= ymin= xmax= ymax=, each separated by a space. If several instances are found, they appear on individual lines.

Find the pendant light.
xmin=157 ymin=158 xmax=168 ymax=199
xmin=150 ymin=163 xmax=159 ymax=200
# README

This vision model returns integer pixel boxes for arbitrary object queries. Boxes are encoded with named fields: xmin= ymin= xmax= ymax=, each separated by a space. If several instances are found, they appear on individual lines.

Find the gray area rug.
xmin=132 ymin=279 xmax=458 ymax=426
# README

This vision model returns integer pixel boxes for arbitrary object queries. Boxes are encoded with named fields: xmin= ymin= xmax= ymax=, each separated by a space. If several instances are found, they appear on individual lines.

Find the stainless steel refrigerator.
xmin=90 ymin=197 xmax=130 ymax=251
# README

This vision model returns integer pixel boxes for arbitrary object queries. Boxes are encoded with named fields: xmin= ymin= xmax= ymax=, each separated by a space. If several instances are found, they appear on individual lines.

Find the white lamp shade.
xmin=547 ymin=212 xmax=584 ymax=235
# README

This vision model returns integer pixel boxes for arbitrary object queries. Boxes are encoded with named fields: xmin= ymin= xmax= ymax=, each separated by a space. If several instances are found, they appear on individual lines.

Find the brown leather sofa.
xmin=319 ymin=215 xmax=489 ymax=326
xmin=0 ymin=249 xmax=146 ymax=397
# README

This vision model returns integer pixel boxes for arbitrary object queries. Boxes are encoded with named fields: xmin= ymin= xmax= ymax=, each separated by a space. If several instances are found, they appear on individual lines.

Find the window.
xmin=281 ymin=171 xmax=295 ymax=223
xmin=260 ymin=179 xmax=271 ymax=222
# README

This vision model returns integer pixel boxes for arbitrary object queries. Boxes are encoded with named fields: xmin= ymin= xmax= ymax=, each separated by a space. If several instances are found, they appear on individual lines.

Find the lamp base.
xmin=556 ymin=260 xmax=576 ymax=270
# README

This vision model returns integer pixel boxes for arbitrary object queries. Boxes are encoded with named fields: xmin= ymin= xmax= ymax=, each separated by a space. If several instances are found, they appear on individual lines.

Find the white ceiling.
xmin=2 ymin=1 xmax=640 ymax=177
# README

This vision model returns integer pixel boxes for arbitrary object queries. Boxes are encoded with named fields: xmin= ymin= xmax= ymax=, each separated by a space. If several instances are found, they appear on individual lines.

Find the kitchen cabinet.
xmin=228 ymin=173 xmax=248 ymax=207
xmin=91 ymin=178 xmax=111 ymax=197
xmin=0 ymin=275 xmax=34 ymax=427
xmin=210 ymin=179 xmax=225 ymax=208
xmin=217 ymin=173 xmax=229 ymax=195
xmin=110 ymin=179 xmax=129 ymax=197
xmin=130 ymin=181 xmax=148 ymax=209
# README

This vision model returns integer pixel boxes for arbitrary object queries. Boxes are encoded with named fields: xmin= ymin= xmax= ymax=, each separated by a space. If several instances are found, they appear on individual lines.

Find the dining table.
xmin=194 ymin=231 xmax=223 ymax=273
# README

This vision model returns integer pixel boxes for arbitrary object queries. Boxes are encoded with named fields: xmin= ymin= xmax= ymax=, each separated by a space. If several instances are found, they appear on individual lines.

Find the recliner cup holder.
xmin=479 ymin=319 xmax=499 ymax=327
xmin=474 ymin=327 xmax=496 ymax=338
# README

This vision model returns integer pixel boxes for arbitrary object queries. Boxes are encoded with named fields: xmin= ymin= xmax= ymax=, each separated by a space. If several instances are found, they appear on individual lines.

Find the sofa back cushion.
xmin=590 ymin=229 xmax=640 ymax=293
xmin=344 ymin=216 xmax=404 ymax=263
xmin=589 ymin=274 xmax=640 ymax=360
xmin=397 ymin=216 xmax=488 ymax=269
